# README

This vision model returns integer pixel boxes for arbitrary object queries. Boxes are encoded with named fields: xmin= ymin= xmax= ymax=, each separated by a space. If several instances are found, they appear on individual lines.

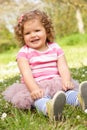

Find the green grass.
xmin=0 ymin=34 xmax=87 ymax=130
xmin=0 ymin=48 xmax=19 ymax=65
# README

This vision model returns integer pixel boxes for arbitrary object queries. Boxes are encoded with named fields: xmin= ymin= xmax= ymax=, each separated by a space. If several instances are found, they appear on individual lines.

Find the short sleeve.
xmin=56 ymin=45 xmax=64 ymax=57
xmin=49 ymin=42 xmax=64 ymax=57
xmin=16 ymin=46 xmax=28 ymax=60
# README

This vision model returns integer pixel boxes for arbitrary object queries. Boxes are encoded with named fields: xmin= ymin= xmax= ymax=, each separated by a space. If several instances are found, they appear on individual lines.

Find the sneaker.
xmin=46 ymin=91 xmax=66 ymax=121
xmin=78 ymin=81 xmax=87 ymax=112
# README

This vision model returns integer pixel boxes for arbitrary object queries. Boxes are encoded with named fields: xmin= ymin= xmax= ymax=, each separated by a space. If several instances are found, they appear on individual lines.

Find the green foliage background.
xmin=0 ymin=24 xmax=18 ymax=53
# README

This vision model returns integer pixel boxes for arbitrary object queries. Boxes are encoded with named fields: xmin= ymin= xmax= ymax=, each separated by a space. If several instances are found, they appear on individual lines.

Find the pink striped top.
xmin=17 ymin=42 xmax=64 ymax=83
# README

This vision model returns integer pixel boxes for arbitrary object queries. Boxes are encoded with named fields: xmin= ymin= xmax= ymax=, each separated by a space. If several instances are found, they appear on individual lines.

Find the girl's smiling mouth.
xmin=31 ymin=38 xmax=40 ymax=43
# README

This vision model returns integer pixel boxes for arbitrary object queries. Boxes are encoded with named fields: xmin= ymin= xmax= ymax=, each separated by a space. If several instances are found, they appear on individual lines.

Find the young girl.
xmin=2 ymin=9 xmax=87 ymax=121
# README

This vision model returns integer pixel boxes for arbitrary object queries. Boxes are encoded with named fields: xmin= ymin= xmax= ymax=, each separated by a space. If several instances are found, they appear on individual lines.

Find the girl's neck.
xmin=25 ymin=43 xmax=49 ymax=52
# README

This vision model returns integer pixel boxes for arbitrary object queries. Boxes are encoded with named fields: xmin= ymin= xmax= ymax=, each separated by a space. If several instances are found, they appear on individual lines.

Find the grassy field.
xmin=0 ymin=34 xmax=87 ymax=130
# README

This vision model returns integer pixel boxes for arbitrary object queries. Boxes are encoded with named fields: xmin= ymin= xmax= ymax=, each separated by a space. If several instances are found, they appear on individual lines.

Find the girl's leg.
xmin=34 ymin=96 xmax=51 ymax=115
xmin=65 ymin=90 xmax=79 ymax=106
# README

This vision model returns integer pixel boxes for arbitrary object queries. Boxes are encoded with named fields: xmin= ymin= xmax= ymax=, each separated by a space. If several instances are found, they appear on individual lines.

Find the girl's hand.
xmin=62 ymin=81 xmax=74 ymax=91
xmin=30 ymin=89 xmax=44 ymax=100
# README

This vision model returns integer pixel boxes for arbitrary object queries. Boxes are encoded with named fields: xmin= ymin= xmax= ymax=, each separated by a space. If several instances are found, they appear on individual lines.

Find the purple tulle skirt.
xmin=2 ymin=76 xmax=79 ymax=109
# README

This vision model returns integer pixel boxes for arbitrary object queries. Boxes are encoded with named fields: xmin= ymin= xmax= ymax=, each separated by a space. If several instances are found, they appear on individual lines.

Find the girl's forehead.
xmin=24 ymin=19 xmax=42 ymax=27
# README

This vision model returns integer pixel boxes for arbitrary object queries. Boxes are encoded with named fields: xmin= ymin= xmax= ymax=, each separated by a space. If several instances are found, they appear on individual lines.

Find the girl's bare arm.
xmin=17 ymin=57 xmax=44 ymax=100
xmin=57 ymin=55 xmax=74 ymax=91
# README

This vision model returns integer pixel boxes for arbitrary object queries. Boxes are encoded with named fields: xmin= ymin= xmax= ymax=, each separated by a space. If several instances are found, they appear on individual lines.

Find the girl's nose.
xmin=31 ymin=32 xmax=36 ymax=37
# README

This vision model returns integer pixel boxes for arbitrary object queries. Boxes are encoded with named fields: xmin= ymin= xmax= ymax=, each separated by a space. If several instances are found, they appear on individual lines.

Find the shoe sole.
xmin=79 ymin=81 xmax=87 ymax=110
xmin=52 ymin=91 xmax=66 ymax=120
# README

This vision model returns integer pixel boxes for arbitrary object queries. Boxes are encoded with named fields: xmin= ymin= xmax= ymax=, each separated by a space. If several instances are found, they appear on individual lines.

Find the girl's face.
xmin=23 ymin=19 xmax=47 ymax=51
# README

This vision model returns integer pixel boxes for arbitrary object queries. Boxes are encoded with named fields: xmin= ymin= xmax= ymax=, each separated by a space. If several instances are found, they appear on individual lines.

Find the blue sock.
xmin=34 ymin=96 xmax=50 ymax=115
xmin=65 ymin=90 xmax=79 ymax=106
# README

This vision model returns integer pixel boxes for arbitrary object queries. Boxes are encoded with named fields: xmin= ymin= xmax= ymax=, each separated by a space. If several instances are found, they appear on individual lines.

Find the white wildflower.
xmin=16 ymin=80 xmax=19 ymax=83
xmin=76 ymin=115 xmax=80 ymax=119
xmin=82 ymin=74 xmax=85 ymax=77
xmin=0 ymin=79 xmax=4 ymax=83
xmin=1 ymin=113 xmax=7 ymax=120
xmin=84 ymin=109 xmax=87 ymax=113
xmin=85 ymin=71 xmax=87 ymax=74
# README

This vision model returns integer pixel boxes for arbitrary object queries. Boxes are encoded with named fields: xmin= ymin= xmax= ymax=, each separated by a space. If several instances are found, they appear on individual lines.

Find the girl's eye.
xmin=24 ymin=32 xmax=30 ymax=35
xmin=35 ymin=30 xmax=40 ymax=32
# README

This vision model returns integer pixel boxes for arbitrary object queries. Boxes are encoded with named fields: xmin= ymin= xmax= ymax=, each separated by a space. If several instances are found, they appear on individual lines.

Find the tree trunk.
xmin=76 ymin=8 xmax=85 ymax=34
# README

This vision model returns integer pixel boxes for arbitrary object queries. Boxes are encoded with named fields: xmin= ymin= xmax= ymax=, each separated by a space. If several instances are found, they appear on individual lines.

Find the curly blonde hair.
xmin=14 ymin=9 xmax=55 ymax=46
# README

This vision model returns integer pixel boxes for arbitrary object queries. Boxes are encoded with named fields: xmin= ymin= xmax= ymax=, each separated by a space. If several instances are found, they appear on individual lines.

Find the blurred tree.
xmin=42 ymin=0 xmax=87 ymax=36
xmin=0 ymin=0 xmax=87 ymax=37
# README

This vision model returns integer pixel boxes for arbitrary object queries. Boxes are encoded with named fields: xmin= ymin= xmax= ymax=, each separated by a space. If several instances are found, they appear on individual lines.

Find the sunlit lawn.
xmin=0 ymin=36 xmax=87 ymax=130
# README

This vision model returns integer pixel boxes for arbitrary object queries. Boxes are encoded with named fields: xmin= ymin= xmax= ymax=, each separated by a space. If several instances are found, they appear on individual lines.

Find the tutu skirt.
xmin=2 ymin=76 xmax=79 ymax=109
